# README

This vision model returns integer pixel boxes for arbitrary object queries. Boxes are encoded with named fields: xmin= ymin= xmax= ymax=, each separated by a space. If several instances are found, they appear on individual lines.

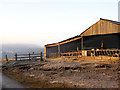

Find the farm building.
xmin=44 ymin=18 xmax=120 ymax=59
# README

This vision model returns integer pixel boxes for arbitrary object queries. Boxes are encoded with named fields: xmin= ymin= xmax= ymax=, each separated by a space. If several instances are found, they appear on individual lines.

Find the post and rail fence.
xmin=5 ymin=49 xmax=120 ymax=61
xmin=14 ymin=52 xmax=43 ymax=61
xmin=47 ymin=49 xmax=120 ymax=59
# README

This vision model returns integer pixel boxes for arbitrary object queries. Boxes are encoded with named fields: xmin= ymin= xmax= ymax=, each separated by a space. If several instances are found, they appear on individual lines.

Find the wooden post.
xmin=29 ymin=53 xmax=30 ymax=60
xmin=77 ymin=47 xmax=79 ymax=58
xmin=58 ymin=43 xmax=60 ymax=57
xmin=5 ymin=55 xmax=8 ymax=61
xmin=33 ymin=52 xmax=34 ymax=54
xmin=77 ymin=47 xmax=79 ymax=52
xmin=40 ymin=52 xmax=43 ymax=61
xmin=15 ymin=53 xmax=17 ymax=61
xmin=44 ymin=46 xmax=46 ymax=60
xmin=101 ymin=42 xmax=104 ymax=49
xmin=81 ymin=36 xmax=83 ymax=50
xmin=100 ymin=51 xmax=102 ymax=60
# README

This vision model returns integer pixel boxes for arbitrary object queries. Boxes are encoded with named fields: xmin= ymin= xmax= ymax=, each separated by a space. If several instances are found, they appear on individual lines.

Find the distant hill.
xmin=1 ymin=44 xmax=44 ymax=59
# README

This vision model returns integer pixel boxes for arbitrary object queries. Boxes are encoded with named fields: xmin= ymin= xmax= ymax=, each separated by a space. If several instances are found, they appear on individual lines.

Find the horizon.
xmin=0 ymin=0 xmax=119 ymax=47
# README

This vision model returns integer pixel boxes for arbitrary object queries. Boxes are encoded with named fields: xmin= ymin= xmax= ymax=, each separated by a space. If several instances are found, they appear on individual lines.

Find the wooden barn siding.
xmin=45 ymin=33 xmax=120 ymax=58
xmin=83 ymin=35 xmax=101 ymax=49
xmin=60 ymin=38 xmax=81 ymax=53
xmin=46 ymin=45 xmax=58 ymax=58
xmin=82 ymin=20 xmax=119 ymax=36
xmin=103 ymin=33 xmax=120 ymax=49
xmin=45 ymin=37 xmax=82 ymax=58
xmin=119 ymin=24 xmax=120 ymax=32
xmin=83 ymin=33 xmax=120 ymax=49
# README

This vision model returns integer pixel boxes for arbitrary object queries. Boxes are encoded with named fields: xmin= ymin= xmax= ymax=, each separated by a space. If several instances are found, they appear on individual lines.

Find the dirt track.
xmin=2 ymin=59 xmax=120 ymax=88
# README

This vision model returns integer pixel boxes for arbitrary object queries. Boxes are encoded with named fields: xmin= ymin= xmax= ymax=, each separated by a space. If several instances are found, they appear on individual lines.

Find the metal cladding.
xmin=80 ymin=18 xmax=120 ymax=37
xmin=83 ymin=33 xmax=120 ymax=49
xmin=44 ymin=18 xmax=120 ymax=58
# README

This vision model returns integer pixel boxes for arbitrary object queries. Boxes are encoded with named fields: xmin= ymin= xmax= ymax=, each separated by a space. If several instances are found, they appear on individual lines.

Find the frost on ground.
xmin=2 ymin=59 xmax=120 ymax=88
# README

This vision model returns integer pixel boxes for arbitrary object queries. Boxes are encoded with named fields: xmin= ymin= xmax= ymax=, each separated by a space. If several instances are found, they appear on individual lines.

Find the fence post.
xmin=94 ymin=50 xmax=95 ymax=59
xmin=41 ymin=52 xmax=43 ymax=61
xmin=29 ymin=53 xmax=31 ymax=60
xmin=5 ymin=55 xmax=8 ymax=61
xmin=15 ymin=53 xmax=17 ymax=61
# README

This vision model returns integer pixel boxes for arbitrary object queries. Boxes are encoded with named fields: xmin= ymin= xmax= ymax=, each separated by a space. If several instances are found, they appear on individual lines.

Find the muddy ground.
xmin=2 ymin=58 xmax=120 ymax=88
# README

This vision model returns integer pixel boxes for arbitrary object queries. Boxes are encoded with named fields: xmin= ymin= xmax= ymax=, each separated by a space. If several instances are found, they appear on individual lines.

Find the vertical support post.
xmin=44 ymin=46 xmax=46 ymax=60
xmin=94 ymin=50 xmax=95 ymax=56
xmin=29 ymin=53 xmax=30 ymax=60
xmin=5 ymin=55 xmax=8 ymax=61
xmin=41 ymin=52 xmax=43 ymax=61
xmin=15 ymin=53 xmax=17 ymax=61
xmin=81 ymin=36 xmax=83 ymax=57
xmin=58 ymin=43 xmax=60 ymax=57
xmin=101 ymin=42 xmax=104 ymax=49
xmin=81 ymin=36 xmax=83 ymax=50
xmin=77 ymin=47 xmax=79 ymax=52
xmin=33 ymin=52 xmax=34 ymax=54
xmin=94 ymin=50 xmax=95 ymax=59
xmin=77 ymin=47 xmax=79 ymax=58
xmin=101 ymin=50 xmax=103 ymax=60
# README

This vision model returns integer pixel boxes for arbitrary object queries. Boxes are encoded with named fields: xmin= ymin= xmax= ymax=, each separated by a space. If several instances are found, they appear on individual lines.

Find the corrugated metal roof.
xmin=58 ymin=35 xmax=80 ymax=43
xmin=45 ymin=43 xmax=58 ymax=46
xmin=46 ymin=35 xmax=81 ymax=46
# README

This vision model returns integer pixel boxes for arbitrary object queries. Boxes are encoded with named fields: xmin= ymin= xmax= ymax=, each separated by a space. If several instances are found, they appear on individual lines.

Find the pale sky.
xmin=0 ymin=0 xmax=119 ymax=47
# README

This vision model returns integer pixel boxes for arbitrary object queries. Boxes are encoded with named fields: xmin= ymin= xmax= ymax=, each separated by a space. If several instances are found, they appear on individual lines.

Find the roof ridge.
xmin=100 ymin=18 xmax=120 ymax=24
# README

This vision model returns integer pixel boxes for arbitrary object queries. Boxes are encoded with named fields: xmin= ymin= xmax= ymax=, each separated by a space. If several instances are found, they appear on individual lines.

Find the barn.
xmin=44 ymin=18 xmax=120 ymax=59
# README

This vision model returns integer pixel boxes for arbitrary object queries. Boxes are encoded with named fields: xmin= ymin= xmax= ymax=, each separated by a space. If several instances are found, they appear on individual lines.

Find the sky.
xmin=0 ymin=0 xmax=119 ymax=47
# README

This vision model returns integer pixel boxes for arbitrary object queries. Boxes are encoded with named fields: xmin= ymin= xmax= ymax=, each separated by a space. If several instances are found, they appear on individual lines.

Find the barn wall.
xmin=82 ymin=20 xmax=119 ymax=36
xmin=45 ymin=33 xmax=120 ymax=58
xmin=103 ymin=33 xmax=120 ymax=49
xmin=83 ymin=35 xmax=101 ymax=49
xmin=60 ymin=38 xmax=81 ymax=53
xmin=46 ymin=45 xmax=58 ymax=58
xmin=83 ymin=33 xmax=120 ymax=49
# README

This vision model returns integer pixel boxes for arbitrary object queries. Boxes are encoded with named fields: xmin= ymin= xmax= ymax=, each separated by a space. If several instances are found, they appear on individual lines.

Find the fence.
xmin=86 ymin=49 xmax=120 ymax=57
xmin=60 ymin=49 xmax=120 ymax=58
xmin=14 ymin=52 xmax=43 ymax=61
xmin=60 ymin=51 xmax=82 ymax=58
